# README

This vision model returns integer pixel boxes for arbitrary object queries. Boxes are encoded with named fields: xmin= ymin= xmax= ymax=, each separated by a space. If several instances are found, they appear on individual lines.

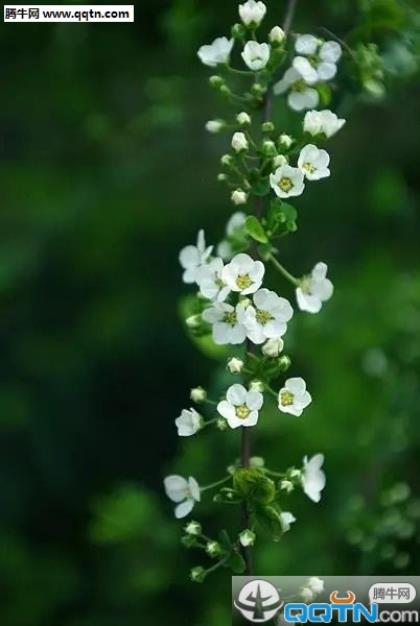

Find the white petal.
xmin=164 ymin=475 xmax=188 ymax=502
xmin=293 ymin=56 xmax=319 ymax=84
xmin=175 ymin=499 xmax=195 ymax=519
xmin=179 ymin=245 xmax=200 ymax=270
xmin=317 ymin=61 xmax=337 ymax=81
xmin=286 ymin=377 xmax=306 ymax=394
xmin=242 ymin=410 xmax=259 ymax=427
xmin=217 ymin=400 xmax=236 ymax=420
xmin=188 ymin=477 xmax=201 ymax=502
xmin=320 ymin=41 xmax=342 ymax=63
xmin=227 ymin=383 xmax=247 ymax=405
xmin=295 ymin=34 xmax=319 ymax=56
xmin=246 ymin=390 xmax=263 ymax=411
xmin=296 ymin=288 xmax=322 ymax=313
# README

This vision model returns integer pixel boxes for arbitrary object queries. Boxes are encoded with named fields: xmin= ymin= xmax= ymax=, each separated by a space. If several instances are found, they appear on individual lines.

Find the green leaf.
xmin=225 ymin=550 xmax=247 ymax=574
xmin=245 ymin=215 xmax=268 ymax=243
xmin=254 ymin=504 xmax=284 ymax=540
xmin=267 ymin=200 xmax=298 ymax=233
xmin=233 ymin=468 xmax=276 ymax=505
xmin=317 ymin=83 xmax=332 ymax=107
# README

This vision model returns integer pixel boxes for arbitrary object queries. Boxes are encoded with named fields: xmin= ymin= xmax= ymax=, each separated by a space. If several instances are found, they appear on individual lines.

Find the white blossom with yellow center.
xmin=270 ymin=164 xmax=305 ymax=198
xmin=273 ymin=67 xmax=320 ymax=111
xmin=179 ymin=230 xmax=213 ymax=284
xmin=244 ymin=288 xmax=293 ymax=344
xmin=197 ymin=257 xmax=230 ymax=302
xmin=222 ymin=253 xmax=265 ymax=295
xmin=202 ymin=301 xmax=247 ymax=344
xmin=217 ymin=383 xmax=263 ymax=429
xmin=278 ymin=377 xmax=312 ymax=416
xmin=298 ymin=144 xmax=330 ymax=181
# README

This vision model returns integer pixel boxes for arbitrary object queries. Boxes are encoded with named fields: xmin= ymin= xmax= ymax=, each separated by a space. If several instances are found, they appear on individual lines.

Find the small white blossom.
xmin=270 ymin=164 xmax=305 ymax=198
xmin=227 ymin=357 xmax=244 ymax=374
xmin=202 ymin=301 xmax=247 ymax=345
xmin=298 ymin=144 xmax=330 ymax=181
xmin=307 ymin=577 xmax=325 ymax=594
xmin=239 ymin=0 xmax=266 ymax=26
xmin=222 ymin=253 xmax=265 ymax=295
xmin=217 ymin=383 xmax=263 ymax=429
xmin=198 ymin=257 xmax=230 ymax=302
xmin=205 ymin=119 xmax=224 ymax=133
xmin=185 ymin=520 xmax=202 ymax=536
xmin=231 ymin=131 xmax=249 ymax=153
xmin=179 ymin=230 xmax=212 ymax=284
xmin=294 ymin=35 xmax=342 ymax=82
xmin=198 ymin=37 xmax=234 ymax=67
xmin=274 ymin=67 xmax=319 ymax=111
xmin=175 ymin=408 xmax=202 ymax=437
xmin=226 ymin=211 xmax=247 ymax=236
xmin=269 ymin=26 xmax=285 ymax=44
xmin=262 ymin=337 xmax=284 ymax=357
xmin=190 ymin=387 xmax=207 ymax=403
xmin=303 ymin=109 xmax=346 ymax=138
xmin=302 ymin=454 xmax=326 ymax=503
xmin=237 ymin=111 xmax=252 ymax=126
xmin=280 ymin=511 xmax=296 ymax=532
xmin=231 ymin=189 xmax=248 ymax=205
xmin=301 ymin=587 xmax=316 ymax=603
xmin=296 ymin=262 xmax=333 ymax=313
xmin=239 ymin=529 xmax=256 ymax=547
xmin=278 ymin=377 xmax=312 ymax=416
xmin=164 ymin=475 xmax=201 ymax=519
xmin=244 ymin=289 xmax=293 ymax=344
xmin=241 ymin=41 xmax=271 ymax=71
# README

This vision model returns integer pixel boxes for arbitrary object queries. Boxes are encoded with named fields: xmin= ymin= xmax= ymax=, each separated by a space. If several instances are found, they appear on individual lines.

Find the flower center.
xmin=236 ymin=273 xmax=253 ymax=290
xmin=292 ymin=79 xmax=306 ymax=93
xmin=280 ymin=390 xmax=294 ymax=406
xmin=256 ymin=309 xmax=274 ymax=325
xmin=279 ymin=177 xmax=293 ymax=192
xmin=235 ymin=404 xmax=250 ymax=419
xmin=300 ymin=276 xmax=312 ymax=294
xmin=303 ymin=161 xmax=316 ymax=174
xmin=223 ymin=311 xmax=237 ymax=326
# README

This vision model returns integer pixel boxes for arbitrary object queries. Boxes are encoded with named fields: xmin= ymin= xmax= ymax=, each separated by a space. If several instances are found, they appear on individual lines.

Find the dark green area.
xmin=0 ymin=0 xmax=419 ymax=624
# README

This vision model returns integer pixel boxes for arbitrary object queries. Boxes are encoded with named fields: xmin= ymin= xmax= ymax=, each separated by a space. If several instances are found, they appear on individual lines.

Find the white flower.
xmin=205 ymin=119 xmax=224 ymax=133
xmin=244 ymin=289 xmax=293 ymax=344
xmin=197 ymin=257 xmax=230 ymax=302
xmin=217 ymin=383 xmax=263 ymax=429
xmin=237 ymin=111 xmax=252 ymax=126
xmin=278 ymin=377 xmax=312 ymax=416
xmin=226 ymin=211 xmax=247 ymax=236
xmin=270 ymin=164 xmax=305 ymax=198
xmin=269 ymin=26 xmax=285 ymax=44
xmin=179 ymin=230 xmax=212 ymax=284
xmin=262 ymin=337 xmax=284 ymax=357
xmin=239 ymin=0 xmax=266 ymax=26
xmin=280 ymin=511 xmax=296 ymax=532
xmin=239 ymin=529 xmax=256 ymax=547
xmin=190 ymin=387 xmax=207 ymax=403
xmin=241 ymin=41 xmax=271 ymax=71
xmin=298 ymin=144 xmax=330 ymax=181
xmin=296 ymin=262 xmax=333 ymax=313
xmin=197 ymin=37 xmax=234 ymax=67
xmin=307 ymin=577 xmax=325 ymax=594
xmin=321 ymin=41 xmax=342 ymax=63
xmin=231 ymin=189 xmax=248 ymax=205
xmin=227 ymin=357 xmax=244 ymax=373
xmin=295 ymin=34 xmax=321 ymax=55
xmin=222 ymin=253 xmax=265 ymax=295
xmin=202 ymin=301 xmax=247 ymax=345
xmin=302 ymin=454 xmax=326 ymax=503
xmin=303 ymin=109 xmax=346 ymax=138
xmin=294 ymin=35 xmax=342 ymax=82
xmin=301 ymin=587 xmax=316 ymax=603
xmin=164 ymin=475 xmax=201 ymax=519
xmin=273 ymin=67 xmax=319 ymax=111
xmin=231 ymin=131 xmax=249 ymax=152
xmin=175 ymin=408 xmax=202 ymax=437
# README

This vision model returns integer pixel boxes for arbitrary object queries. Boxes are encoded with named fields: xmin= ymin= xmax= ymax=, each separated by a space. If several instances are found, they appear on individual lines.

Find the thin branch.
xmin=282 ymin=0 xmax=298 ymax=36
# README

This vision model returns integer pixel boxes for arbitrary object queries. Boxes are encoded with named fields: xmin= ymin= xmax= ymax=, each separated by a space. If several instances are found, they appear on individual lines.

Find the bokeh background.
xmin=0 ymin=0 xmax=419 ymax=624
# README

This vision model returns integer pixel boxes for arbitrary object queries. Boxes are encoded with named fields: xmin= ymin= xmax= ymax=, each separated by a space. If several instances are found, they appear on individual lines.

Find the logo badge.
xmin=234 ymin=579 xmax=283 ymax=622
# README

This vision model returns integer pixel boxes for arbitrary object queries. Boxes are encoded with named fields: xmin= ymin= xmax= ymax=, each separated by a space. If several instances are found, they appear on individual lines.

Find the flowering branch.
xmin=163 ymin=0 xmax=378 ymax=583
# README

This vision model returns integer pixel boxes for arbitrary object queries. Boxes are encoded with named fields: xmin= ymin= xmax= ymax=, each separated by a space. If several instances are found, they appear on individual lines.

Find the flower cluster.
xmin=164 ymin=0 xmax=348 ymax=581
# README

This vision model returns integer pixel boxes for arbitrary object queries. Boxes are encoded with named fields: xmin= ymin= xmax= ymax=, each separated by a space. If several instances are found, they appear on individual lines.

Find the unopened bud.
xmin=250 ymin=456 xmax=265 ymax=468
xmin=262 ymin=337 xmax=284 ymax=357
xmin=231 ymin=131 xmax=249 ymax=153
xmin=190 ymin=387 xmax=207 ymax=403
xmin=262 ymin=140 xmax=277 ymax=157
xmin=278 ymin=354 xmax=291 ymax=371
xmin=231 ymin=189 xmax=248 ymax=206
xmin=185 ymin=520 xmax=202 ymax=536
xmin=217 ymin=173 xmax=227 ymax=182
xmin=209 ymin=75 xmax=224 ymax=88
xmin=227 ymin=357 xmax=244 ymax=373
xmin=239 ymin=529 xmax=256 ymax=547
xmin=231 ymin=22 xmax=246 ymax=39
xmin=205 ymin=119 xmax=225 ymax=134
xmin=206 ymin=540 xmax=223 ymax=557
xmin=221 ymin=154 xmax=234 ymax=167
xmin=251 ymin=83 xmax=267 ymax=97
xmin=190 ymin=566 xmax=206 ymax=583
xmin=280 ymin=479 xmax=294 ymax=493
xmin=216 ymin=418 xmax=228 ymax=431
xmin=262 ymin=121 xmax=275 ymax=133
xmin=250 ymin=380 xmax=264 ymax=392
xmin=269 ymin=26 xmax=285 ymax=45
xmin=186 ymin=314 xmax=201 ymax=329
xmin=279 ymin=133 xmax=293 ymax=148
xmin=237 ymin=111 xmax=252 ymax=126
xmin=273 ymin=154 xmax=288 ymax=168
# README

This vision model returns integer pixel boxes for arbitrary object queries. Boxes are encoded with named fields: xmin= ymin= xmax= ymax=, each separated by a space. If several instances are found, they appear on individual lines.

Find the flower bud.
xmin=239 ymin=529 xmax=256 ymax=547
xmin=217 ymin=173 xmax=227 ymax=182
xmin=190 ymin=566 xmax=206 ymax=583
xmin=278 ymin=354 xmax=291 ymax=371
xmin=219 ymin=84 xmax=231 ymax=97
xmin=231 ymin=189 xmax=248 ymax=206
xmin=206 ymin=540 xmax=223 ymax=557
xmin=250 ymin=456 xmax=265 ymax=468
xmin=216 ymin=418 xmax=228 ymax=431
xmin=237 ymin=111 xmax=252 ymax=126
xmin=231 ymin=131 xmax=249 ymax=153
xmin=262 ymin=140 xmax=277 ymax=157
xmin=289 ymin=468 xmax=302 ymax=480
xmin=190 ymin=387 xmax=207 ymax=403
xmin=186 ymin=314 xmax=201 ymax=329
xmin=280 ymin=479 xmax=294 ymax=493
xmin=272 ymin=154 xmax=288 ymax=168
xmin=221 ymin=154 xmax=234 ymax=167
xmin=278 ymin=133 xmax=293 ymax=148
xmin=262 ymin=337 xmax=284 ymax=357
xmin=227 ymin=357 xmax=244 ymax=373
xmin=239 ymin=0 xmax=267 ymax=27
xmin=205 ymin=119 xmax=225 ymax=134
xmin=209 ymin=75 xmax=224 ymax=88
xmin=250 ymin=380 xmax=264 ymax=392
xmin=251 ymin=83 xmax=267 ymax=97
xmin=231 ymin=22 xmax=246 ymax=39
xmin=269 ymin=26 xmax=285 ymax=45
xmin=185 ymin=520 xmax=202 ymax=536
xmin=261 ymin=121 xmax=275 ymax=133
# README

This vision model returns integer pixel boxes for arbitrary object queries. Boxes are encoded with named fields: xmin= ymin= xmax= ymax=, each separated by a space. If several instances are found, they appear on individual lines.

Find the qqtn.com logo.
xmin=235 ymin=583 xmax=380 ymax=623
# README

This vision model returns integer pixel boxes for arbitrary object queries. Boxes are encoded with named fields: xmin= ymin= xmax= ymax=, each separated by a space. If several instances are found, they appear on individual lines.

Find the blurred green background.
xmin=0 ymin=0 xmax=419 ymax=624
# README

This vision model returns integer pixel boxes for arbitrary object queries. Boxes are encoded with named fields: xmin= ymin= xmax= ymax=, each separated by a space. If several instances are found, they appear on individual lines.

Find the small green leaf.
xmin=267 ymin=200 xmax=298 ymax=233
xmin=245 ymin=216 xmax=268 ymax=243
xmin=225 ymin=550 xmax=247 ymax=574
xmin=254 ymin=504 xmax=284 ymax=540
xmin=233 ymin=468 xmax=276 ymax=505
